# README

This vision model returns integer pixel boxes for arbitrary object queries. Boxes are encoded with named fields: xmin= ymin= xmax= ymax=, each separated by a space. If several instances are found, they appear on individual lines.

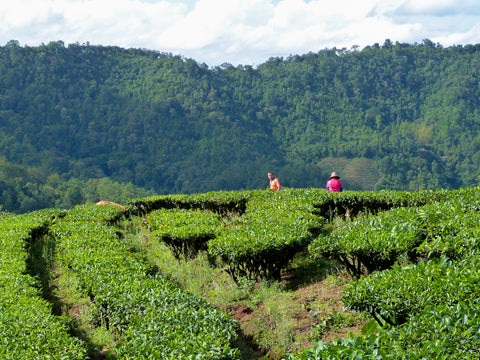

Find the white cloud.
xmin=396 ymin=0 xmax=480 ymax=16
xmin=1 ymin=0 xmax=480 ymax=66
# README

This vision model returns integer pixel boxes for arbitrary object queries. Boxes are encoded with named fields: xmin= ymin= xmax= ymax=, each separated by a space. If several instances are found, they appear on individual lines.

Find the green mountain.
xmin=1 ymin=39 xmax=480 ymax=200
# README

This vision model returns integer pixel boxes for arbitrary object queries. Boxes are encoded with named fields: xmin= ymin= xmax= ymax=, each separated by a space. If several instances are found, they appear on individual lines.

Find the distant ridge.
xmin=0 ymin=39 xmax=479 ymax=199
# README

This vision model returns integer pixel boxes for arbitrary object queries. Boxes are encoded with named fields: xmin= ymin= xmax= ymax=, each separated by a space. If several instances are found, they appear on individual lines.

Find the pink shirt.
xmin=327 ymin=178 xmax=343 ymax=192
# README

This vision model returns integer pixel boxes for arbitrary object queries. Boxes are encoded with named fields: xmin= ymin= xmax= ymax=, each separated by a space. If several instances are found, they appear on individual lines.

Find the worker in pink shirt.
xmin=327 ymin=171 xmax=343 ymax=192
xmin=268 ymin=172 xmax=281 ymax=191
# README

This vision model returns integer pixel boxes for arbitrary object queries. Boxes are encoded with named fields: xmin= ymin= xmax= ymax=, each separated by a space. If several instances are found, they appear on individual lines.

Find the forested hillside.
xmin=0 ymin=156 xmax=152 ymax=213
xmin=1 ymin=39 xmax=480 ymax=207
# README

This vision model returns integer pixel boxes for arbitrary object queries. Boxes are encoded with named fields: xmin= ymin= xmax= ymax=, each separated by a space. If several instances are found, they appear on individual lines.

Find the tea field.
xmin=2 ymin=187 xmax=480 ymax=359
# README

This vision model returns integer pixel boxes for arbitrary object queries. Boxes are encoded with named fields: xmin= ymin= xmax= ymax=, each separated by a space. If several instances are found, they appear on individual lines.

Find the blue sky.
xmin=2 ymin=0 xmax=480 ymax=67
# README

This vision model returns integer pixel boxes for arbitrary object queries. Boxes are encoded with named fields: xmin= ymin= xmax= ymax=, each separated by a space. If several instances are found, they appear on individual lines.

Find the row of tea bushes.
xmin=284 ymin=188 xmax=480 ymax=359
xmin=51 ymin=204 xmax=241 ymax=359
xmin=130 ymin=188 xmax=456 ymax=282
xmin=148 ymin=207 xmax=224 ymax=259
xmin=3 ymin=187 xmax=474 ymax=359
xmin=284 ymin=300 xmax=480 ymax=360
xmin=309 ymin=206 xmax=422 ymax=278
xmin=343 ymin=256 xmax=480 ymax=326
xmin=132 ymin=189 xmax=324 ymax=281
xmin=0 ymin=210 xmax=88 ymax=359
xmin=414 ymin=190 xmax=480 ymax=259
xmin=312 ymin=188 xmax=452 ymax=219
xmin=309 ymin=188 xmax=480 ymax=278
xmin=208 ymin=190 xmax=323 ymax=280
xmin=127 ymin=190 xmax=249 ymax=216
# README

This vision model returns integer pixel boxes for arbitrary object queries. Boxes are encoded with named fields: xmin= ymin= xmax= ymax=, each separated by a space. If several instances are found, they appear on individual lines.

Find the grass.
xmin=52 ymin=262 xmax=118 ymax=358
xmin=24 ymin=230 xmax=117 ymax=359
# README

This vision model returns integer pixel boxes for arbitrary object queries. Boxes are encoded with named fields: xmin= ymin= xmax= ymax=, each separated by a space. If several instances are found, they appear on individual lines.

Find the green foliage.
xmin=311 ymin=206 xmax=422 ymax=277
xmin=127 ymin=190 xmax=248 ymax=216
xmin=415 ymin=189 xmax=480 ymax=259
xmin=0 ymin=157 xmax=152 ymax=213
xmin=309 ymin=189 xmax=452 ymax=277
xmin=283 ymin=187 xmax=480 ymax=359
xmin=0 ymin=212 xmax=88 ymax=359
xmin=284 ymin=301 xmax=480 ymax=360
xmin=130 ymin=189 xmax=323 ymax=281
xmin=51 ymin=204 xmax=241 ymax=359
xmin=149 ymin=207 xmax=224 ymax=258
xmin=208 ymin=189 xmax=323 ymax=281
xmin=6 ymin=187 xmax=480 ymax=359
xmin=3 ymin=41 xmax=480 ymax=200
xmin=342 ymin=256 xmax=480 ymax=326
xmin=312 ymin=188 xmax=451 ymax=219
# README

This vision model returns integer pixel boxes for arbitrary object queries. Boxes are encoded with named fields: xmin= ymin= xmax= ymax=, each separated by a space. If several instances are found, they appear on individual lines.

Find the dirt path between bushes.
xmin=228 ymin=273 xmax=367 ymax=359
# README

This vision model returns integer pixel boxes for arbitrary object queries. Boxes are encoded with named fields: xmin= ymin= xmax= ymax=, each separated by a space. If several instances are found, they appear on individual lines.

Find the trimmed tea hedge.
xmin=149 ymin=207 xmax=224 ymax=258
xmin=0 ymin=210 xmax=88 ymax=359
xmin=52 ymin=204 xmax=240 ymax=359
xmin=127 ymin=190 xmax=248 ymax=217
xmin=309 ymin=206 xmax=422 ymax=277
xmin=342 ymin=256 xmax=480 ymax=326
xmin=283 ymin=301 xmax=480 ymax=360
xmin=131 ymin=189 xmax=324 ymax=281
xmin=208 ymin=189 xmax=323 ymax=280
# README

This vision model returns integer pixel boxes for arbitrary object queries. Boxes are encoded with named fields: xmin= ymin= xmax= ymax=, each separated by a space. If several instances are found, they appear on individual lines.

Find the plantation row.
xmin=0 ymin=204 xmax=240 ymax=359
xmin=2 ymin=187 xmax=477 ymax=358
xmin=144 ymin=190 xmax=323 ymax=282
xmin=129 ymin=188 xmax=480 ymax=358
xmin=129 ymin=188 xmax=449 ymax=283
xmin=287 ymin=187 xmax=480 ymax=359
xmin=0 ymin=209 xmax=88 ymax=359
xmin=53 ymin=204 xmax=241 ymax=359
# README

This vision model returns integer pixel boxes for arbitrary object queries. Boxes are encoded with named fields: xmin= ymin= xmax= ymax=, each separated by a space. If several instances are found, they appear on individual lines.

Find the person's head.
xmin=268 ymin=172 xmax=275 ymax=180
xmin=329 ymin=171 xmax=340 ymax=179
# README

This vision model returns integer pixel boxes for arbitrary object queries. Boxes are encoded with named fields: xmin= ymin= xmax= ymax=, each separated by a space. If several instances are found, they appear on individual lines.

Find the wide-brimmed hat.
xmin=329 ymin=171 xmax=340 ymax=179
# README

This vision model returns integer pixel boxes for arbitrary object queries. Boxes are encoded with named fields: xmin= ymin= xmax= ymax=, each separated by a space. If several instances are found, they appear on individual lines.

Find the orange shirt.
xmin=270 ymin=178 xmax=281 ymax=191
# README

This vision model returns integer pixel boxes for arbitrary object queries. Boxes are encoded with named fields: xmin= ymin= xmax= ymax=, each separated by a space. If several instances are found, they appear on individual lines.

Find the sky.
xmin=2 ymin=0 xmax=480 ymax=67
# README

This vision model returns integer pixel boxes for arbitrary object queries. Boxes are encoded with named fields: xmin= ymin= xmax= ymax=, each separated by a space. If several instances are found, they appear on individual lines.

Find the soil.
xmin=228 ymin=272 xmax=367 ymax=359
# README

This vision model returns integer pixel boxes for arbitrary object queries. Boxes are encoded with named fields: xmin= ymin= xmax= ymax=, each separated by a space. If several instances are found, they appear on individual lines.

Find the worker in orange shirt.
xmin=268 ymin=172 xmax=281 ymax=191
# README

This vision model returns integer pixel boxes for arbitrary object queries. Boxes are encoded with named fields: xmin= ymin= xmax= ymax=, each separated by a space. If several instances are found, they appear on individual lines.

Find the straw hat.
xmin=329 ymin=171 xmax=340 ymax=179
